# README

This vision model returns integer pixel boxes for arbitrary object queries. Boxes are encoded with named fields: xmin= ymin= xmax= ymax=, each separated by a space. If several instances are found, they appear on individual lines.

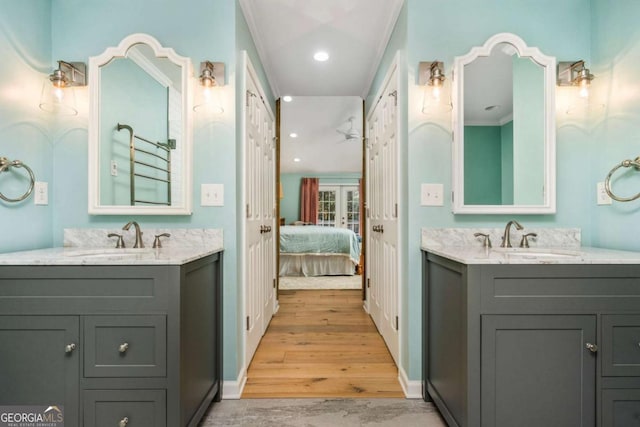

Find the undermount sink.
xmin=492 ymin=248 xmax=583 ymax=258
xmin=63 ymin=248 xmax=156 ymax=259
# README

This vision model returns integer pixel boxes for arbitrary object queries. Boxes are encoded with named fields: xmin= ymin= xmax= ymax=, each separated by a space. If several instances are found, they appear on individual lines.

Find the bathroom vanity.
xmin=0 ymin=245 xmax=222 ymax=427
xmin=422 ymin=245 xmax=640 ymax=427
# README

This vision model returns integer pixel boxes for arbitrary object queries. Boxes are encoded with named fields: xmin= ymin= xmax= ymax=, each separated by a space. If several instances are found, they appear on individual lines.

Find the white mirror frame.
xmin=88 ymin=33 xmax=193 ymax=215
xmin=452 ymin=32 xmax=556 ymax=214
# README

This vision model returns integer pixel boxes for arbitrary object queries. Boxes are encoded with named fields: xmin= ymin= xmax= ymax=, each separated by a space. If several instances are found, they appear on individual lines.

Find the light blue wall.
xmin=403 ymin=0 xmax=591 ymax=380
xmin=280 ymin=173 xmax=361 ymax=224
xmin=0 ymin=1 xmax=53 ymax=253
xmin=590 ymin=0 xmax=640 ymax=251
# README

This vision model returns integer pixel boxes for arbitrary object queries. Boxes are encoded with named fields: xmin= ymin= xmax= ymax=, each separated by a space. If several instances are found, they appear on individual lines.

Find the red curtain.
xmin=300 ymin=178 xmax=319 ymax=224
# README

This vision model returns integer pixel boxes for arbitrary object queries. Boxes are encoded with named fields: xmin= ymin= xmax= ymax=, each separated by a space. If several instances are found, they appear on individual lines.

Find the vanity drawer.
xmin=602 ymin=315 xmax=640 ymax=377
xmin=83 ymin=389 xmax=166 ymax=427
xmin=602 ymin=389 xmax=640 ymax=427
xmin=84 ymin=316 xmax=166 ymax=378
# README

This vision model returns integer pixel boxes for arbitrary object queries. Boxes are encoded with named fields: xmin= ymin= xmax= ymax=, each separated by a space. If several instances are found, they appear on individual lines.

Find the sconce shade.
xmin=558 ymin=60 xmax=602 ymax=114
xmin=39 ymin=60 xmax=86 ymax=115
xmin=419 ymin=61 xmax=452 ymax=114
xmin=194 ymin=61 xmax=225 ymax=114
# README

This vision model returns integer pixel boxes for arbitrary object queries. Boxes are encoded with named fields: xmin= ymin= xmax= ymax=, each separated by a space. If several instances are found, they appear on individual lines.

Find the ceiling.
xmin=239 ymin=0 xmax=404 ymax=98
xmin=239 ymin=0 xmax=403 ymax=174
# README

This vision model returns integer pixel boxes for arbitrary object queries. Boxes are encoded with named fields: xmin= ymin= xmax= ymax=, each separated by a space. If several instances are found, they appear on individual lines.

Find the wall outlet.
xmin=201 ymin=184 xmax=224 ymax=206
xmin=34 ymin=181 xmax=48 ymax=205
xmin=596 ymin=182 xmax=612 ymax=205
xmin=421 ymin=183 xmax=444 ymax=206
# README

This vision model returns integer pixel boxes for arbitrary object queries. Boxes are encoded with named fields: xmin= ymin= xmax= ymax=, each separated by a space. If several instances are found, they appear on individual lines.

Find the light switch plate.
xmin=34 ymin=181 xmax=48 ymax=205
xmin=201 ymin=184 xmax=224 ymax=206
xmin=596 ymin=182 xmax=612 ymax=205
xmin=421 ymin=183 xmax=444 ymax=206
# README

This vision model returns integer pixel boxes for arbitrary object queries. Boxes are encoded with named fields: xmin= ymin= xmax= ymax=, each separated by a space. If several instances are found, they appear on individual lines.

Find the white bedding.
xmin=279 ymin=253 xmax=355 ymax=277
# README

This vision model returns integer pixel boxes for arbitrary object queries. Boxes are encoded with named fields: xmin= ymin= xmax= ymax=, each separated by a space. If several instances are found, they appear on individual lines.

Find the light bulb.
xmin=432 ymin=85 xmax=441 ymax=101
xmin=53 ymin=87 xmax=64 ymax=102
xmin=579 ymin=80 xmax=589 ymax=98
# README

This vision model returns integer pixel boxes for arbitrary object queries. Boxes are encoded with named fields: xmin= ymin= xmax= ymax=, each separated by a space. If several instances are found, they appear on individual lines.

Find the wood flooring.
xmin=242 ymin=289 xmax=404 ymax=398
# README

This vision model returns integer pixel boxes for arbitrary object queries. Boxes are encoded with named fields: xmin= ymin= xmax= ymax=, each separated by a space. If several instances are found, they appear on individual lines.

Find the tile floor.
xmin=199 ymin=398 xmax=446 ymax=427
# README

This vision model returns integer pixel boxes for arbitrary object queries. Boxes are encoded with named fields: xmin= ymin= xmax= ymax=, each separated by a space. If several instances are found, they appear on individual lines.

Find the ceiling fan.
xmin=336 ymin=116 xmax=361 ymax=141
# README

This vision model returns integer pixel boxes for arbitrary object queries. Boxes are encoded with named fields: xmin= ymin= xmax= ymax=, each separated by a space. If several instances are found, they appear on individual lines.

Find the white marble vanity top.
xmin=421 ymin=227 xmax=640 ymax=264
xmin=421 ymin=244 xmax=640 ymax=265
xmin=0 ymin=228 xmax=223 ymax=266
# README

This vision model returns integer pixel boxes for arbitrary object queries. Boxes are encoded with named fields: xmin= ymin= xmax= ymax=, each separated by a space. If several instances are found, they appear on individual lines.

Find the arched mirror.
xmin=452 ymin=33 xmax=556 ymax=214
xmin=88 ymin=33 xmax=193 ymax=215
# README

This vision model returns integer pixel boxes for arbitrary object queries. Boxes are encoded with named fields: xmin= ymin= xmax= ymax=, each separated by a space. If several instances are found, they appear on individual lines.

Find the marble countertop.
xmin=421 ymin=244 xmax=640 ymax=265
xmin=0 ymin=245 xmax=223 ymax=266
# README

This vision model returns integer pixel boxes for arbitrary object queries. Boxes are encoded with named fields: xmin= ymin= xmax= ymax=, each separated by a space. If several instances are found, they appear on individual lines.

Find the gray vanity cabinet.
xmin=481 ymin=315 xmax=596 ymax=426
xmin=422 ymin=251 xmax=640 ymax=427
xmin=0 ymin=316 xmax=80 ymax=423
xmin=0 ymin=252 xmax=223 ymax=427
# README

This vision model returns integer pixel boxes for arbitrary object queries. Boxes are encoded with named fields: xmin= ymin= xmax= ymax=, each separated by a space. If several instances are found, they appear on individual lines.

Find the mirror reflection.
xmin=88 ymin=33 xmax=192 ymax=215
xmin=463 ymin=43 xmax=544 ymax=205
xmin=452 ymin=33 xmax=556 ymax=214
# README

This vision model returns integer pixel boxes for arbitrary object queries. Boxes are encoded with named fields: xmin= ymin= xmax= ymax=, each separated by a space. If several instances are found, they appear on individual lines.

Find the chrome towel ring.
xmin=604 ymin=156 xmax=640 ymax=202
xmin=0 ymin=157 xmax=36 ymax=203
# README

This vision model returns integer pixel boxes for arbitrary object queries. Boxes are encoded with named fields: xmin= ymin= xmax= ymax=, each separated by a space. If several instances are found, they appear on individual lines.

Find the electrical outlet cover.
xmin=596 ymin=182 xmax=612 ymax=205
xmin=421 ymin=183 xmax=444 ymax=206
xmin=201 ymin=184 xmax=224 ymax=206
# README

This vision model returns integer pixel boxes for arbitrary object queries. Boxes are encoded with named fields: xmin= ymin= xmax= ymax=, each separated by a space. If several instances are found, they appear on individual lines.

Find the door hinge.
xmin=451 ymin=191 xmax=454 ymax=203
xmin=246 ymin=204 xmax=250 ymax=218
xmin=246 ymin=316 xmax=250 ymax=331
xmin=366 ymin=207 xmax=370 ymax=218
xmin=273 ymin=278 xmax=276 ymax=289
xmin=367 ymin=278 xmax=370 ymax=288
xmin=395 ymin=316 xmax=399 ymax=331
xmin=388 ymin=90 xmax=398 ymax=106
xmin=394 ymin=203 xmax=398 ymax=217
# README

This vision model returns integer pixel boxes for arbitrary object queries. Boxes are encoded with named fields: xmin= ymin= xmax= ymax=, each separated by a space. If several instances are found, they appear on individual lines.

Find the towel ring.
xmin=604 ymin=157 xmax=640 ymax=202
xmin=0 ymin=157 xmax=36 ymax=203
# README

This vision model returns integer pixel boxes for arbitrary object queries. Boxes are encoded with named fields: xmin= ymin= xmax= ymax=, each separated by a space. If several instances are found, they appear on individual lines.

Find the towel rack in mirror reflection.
xmin=604 ymin=156 xmax=640 ymax=202
xmin=116 ymin=123 xmax=173 ymax=206
xmin=0 ymin=157 xmax=35 ymax=203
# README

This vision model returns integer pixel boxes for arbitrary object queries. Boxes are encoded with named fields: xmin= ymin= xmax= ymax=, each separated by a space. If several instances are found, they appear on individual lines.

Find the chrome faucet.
xmin=501 ymin=220 xmax=523 ymax=248
xmin=122 ymin=221 xmax=144 ymax=248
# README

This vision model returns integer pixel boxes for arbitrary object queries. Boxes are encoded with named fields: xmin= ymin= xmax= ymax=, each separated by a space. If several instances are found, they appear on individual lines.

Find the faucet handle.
xmin=474 ymin=232 xmax=492 ymax=248
xmin=107 ymin=233 xmax=125 ymax=248
xmin=153 ymin=233 xmax=171 ymax=249
xmin=519 ymin=232 xmax=538 ymax=248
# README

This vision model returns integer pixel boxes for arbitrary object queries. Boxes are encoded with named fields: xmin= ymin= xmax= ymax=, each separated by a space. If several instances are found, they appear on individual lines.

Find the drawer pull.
xmin=585 ymin=342 xmax=598 ymax=353
xmin=119 ymin=343 xmax=129 ymax=353
xmin=65 ymin=343 xmax=76 ymax=354
xmin=118 ymin=417 xmax=129 ymax=427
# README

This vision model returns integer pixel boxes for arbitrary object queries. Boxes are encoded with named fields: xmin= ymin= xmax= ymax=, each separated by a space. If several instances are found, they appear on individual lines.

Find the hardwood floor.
xmin=242 ymin=289 xmax=404 ymax=398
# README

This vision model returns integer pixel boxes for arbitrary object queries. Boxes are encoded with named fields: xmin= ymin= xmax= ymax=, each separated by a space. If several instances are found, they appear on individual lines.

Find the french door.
xmin=317 ymin=185 xmax=360 ymax=234
xmin=366 ymin=57 xmax=399 ymax=364
xmin=244 ymin=53 xmax=276 ymax=367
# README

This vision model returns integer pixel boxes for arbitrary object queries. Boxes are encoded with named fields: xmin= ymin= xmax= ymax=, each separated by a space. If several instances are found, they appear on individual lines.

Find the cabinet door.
xmin=482 ymin=315 xmax=596 ymax=427
xmin=83 ymin=389 xmax=166 ymax=427
xmin=602 ymin=389 xmax=640 ymax=427
xmin=0 ymin=316 xmax=79 ymax=426
xmin=602 ymin=315 xmax=640 ymax=376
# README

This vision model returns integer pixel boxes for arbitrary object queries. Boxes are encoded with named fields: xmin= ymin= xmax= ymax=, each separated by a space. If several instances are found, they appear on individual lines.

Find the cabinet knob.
xmin=585 ymin=342 xmax=598 ymax=353
xmin=118 ymin=417 xmax=129 ymax=427
xmin=119 ymin=342 xmax=129 ymax=353
xmin=65 ymin=343 xmax=76 ymax=353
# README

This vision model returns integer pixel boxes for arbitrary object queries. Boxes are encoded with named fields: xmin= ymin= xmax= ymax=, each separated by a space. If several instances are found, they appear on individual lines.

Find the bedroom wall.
xmin=280 ymin=172 xmax=361 ymax=224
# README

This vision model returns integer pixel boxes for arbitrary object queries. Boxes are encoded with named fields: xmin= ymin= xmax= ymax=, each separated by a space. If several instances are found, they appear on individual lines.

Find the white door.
xmin=244 ymin=56 xmax=276 ymax=366
xmin=366 ymin=61 xmax=399 ymax=364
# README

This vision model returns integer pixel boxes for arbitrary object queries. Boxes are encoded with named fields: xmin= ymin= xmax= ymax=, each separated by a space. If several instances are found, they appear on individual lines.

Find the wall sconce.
xmin=193 ymin=61 xmax=225 ymax=114
xmin=39 ymin=60 xmax=86 ymax=115
xmin=419 ymin=61 xmax=451 ymax=114
xmin=557 ymin=60 xmax=603 ymax=114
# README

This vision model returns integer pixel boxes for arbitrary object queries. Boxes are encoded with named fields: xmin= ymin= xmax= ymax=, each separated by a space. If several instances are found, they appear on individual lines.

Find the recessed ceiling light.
xmin=313 ymin=51 xmax=329 ymax=62
xmin=289 ymin=133 xmax=298 ymax=138
xmin=293 ymin=157 xmax=301 ymax=162
xmin=282 ymin=95 xmax=292 ymax=102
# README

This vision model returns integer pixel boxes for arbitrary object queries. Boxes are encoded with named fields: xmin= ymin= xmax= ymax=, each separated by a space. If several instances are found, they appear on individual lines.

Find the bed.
xmin=279 ymin=225 xmax=361 ymax=277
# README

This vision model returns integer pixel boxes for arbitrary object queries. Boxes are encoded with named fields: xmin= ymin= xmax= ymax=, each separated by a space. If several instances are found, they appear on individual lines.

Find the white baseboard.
xmin=222 ymin=368 xmax=247 ymax=399
xmin=398 ymin=366 xmax=422 ymax=399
